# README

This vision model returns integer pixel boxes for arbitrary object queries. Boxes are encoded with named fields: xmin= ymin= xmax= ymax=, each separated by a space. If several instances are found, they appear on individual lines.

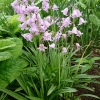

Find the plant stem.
xmin=38 ymin=52 xmax=44 ymax=99
xmin=75 ymin=40 xmax=92 ymax=77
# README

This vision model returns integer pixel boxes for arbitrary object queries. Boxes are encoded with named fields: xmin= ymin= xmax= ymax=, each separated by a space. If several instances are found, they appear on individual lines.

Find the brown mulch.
xmin=76 ymin=48 xmax=100 ymax=100
xmin=75 ymin=68 xmax=100 ymax=100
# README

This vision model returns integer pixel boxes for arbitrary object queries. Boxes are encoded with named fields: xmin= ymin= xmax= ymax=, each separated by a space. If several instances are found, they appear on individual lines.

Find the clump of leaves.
xmin=0 ymin=38 xmax=28 ymax=88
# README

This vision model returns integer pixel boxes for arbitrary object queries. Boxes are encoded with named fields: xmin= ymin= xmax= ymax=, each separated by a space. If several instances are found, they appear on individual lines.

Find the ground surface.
xmin=77 ymin=49 xmax=100 ymax=100
xmin=77 ymin=68 xmax=100 ymax=100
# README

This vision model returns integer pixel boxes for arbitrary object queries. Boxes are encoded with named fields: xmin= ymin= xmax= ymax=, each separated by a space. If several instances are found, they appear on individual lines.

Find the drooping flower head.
xmin=49 ymin=43 xmax=55 ymax=49
xmin=62 ymin=34 xmax=67 ymax=39
xmin=11 ymin=0 xmax=86 ymax=53
xmin=22 ymin=33 xmax=33 ymax=42
xmin=62 ymin=17 xmax=71 ymax=27
xmin=42 ymin=31 xmax=52 ymax=41
xmin=72 ymin=27 xmax=83 ymax=37
xmin=68 ymin=26 xmax=83 ymax=37
xmin=78 ymin=17 xmax=87 ymax=25
xmin=52 ymin=4 xmax=58 ymax=11
xmin=71 ymin=9 xmax=82 ymax=18
xmin=37 ymin=44 xmax=47 ymax=51
xmin=76 ymin=43 xmax=80 ymax=48
xmin=29 ymin=23 xmax=39 ymax=33
xmin=19 ymin=21 xmax=28 ymax=30
xmin=42 ymin=0 xmax=50 ymax=12
xmin=18 ymin=14 xmax=26 ymax=22
xmin=11 ymin=0 xmax=18 ymax=8
xmin=53 ymin=32 xmax=62 ymax=42
xmin=61 ymin=8 xmax=68 ymax=16
xmin=62 ymin=47 xmax=67 ymax=53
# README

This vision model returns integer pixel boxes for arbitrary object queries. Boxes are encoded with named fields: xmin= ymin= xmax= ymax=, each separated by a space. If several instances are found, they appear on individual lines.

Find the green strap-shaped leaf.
xmin=47 ymin=85 xmax=57 ymax=96
xmin=25 ymin=96 xmax=43 ymax=100
xmin=49 ymin=87 xmax=77 ymax=100
xmin=76 ymin=74 xmax=100 ymax=79
xmin=0 ymin=88 xmax=28 ymax=100
xmin=77 ymin=94 xmax=100 ymax=99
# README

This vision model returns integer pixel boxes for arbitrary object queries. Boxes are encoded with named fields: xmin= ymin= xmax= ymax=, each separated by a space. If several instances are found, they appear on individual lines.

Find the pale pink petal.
xmin=76 ymin=30 xmax=83 ymax=37
xmin=61 ymin=8 xmax=68 ymax=16
xmin=37 ymin=13 xmax=43 ymax=25
xmin=76 ymin=43 xmax=80 ymax=48
xmin=37 ymin=44 xmax=47 ymax=51
xmin=19 ymin=21 xmax=28 ymax=30
xmin=62 ymin=34 xmax=66 ymax=39
xmin=52 ymin=4 xmax=58 ymax=11
xmin=49 ymin=43 xmax=55 ymax=48
xmin=29 ymin=23 xmax=39 ymax=33
xmin=72 ymin=27 xmax=83 ymax=37
xmin=72 ymin=27 xmax=78 ymax=34
xmin=33 ymin=6 xmax=41 ymax=14
xmin=18 ymin=14 xmax=26 ymax=22
xmin=62 ymin=17 xmax=71 ymax=27
xmin=22 ymin=33 xmax=33 ymax=42
xmin=78 ymin=17 xmax=87 ymax=25
xmin=53 ymin=32 xmax=62 ymax=41
xmin=42 ymin=31 xmax=52 ymax=41
xmin=11 ymin=0 xmax=18 ymax=8
xmin=62 ymin=47 xmax=67 ymax=53
xmin=72 ymin=9 xmax=82 ymax=18
xmin=42 ymin=1 xmax=50 ymax=12
xmin=44 ymin=20 xmax=51 ymax=29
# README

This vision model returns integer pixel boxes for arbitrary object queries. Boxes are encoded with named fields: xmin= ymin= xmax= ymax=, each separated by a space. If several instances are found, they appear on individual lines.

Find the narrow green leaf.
xmin=76 ymin=74 xmax=100 ymax=79
xmin=47 ymin=85 xmax=57 ymax=96
xmin=79 ymin=94 xmax=100 ymax=99
xmin=75 ymin=85 xmax=94 ymax=92
xmin=75 ymin=58 xmax=89 ymax=64
xmin=79 ymin=2 xmax=86 ymax=9
xmin=90 ymin=57 xmax=100 ymax=64
xmin=35 ymin=0 xmax=42 ymax=5
xmin=0 ymin=88 xmax=27 ymax=100
xmin=14 ymin=87 xmax=23 ymax=92
xmin=81 ymin=64 xmax=92 ymax=73
xmin=27 ymin=81 xmax=40 ymax=97
xmin=17 ymin=77 xmax=28 ymax=95
xmin=49 ymin=87 xmax=77 ymax=100
xmin=25 ymin=96 xmax=43 ymax=100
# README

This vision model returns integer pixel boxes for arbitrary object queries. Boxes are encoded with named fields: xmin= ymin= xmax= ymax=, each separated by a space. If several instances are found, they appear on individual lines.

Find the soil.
xmin=76 ymin=68 xmax=100 ymax=100
xmin=76 ymin=49 xmax=100 ymax=100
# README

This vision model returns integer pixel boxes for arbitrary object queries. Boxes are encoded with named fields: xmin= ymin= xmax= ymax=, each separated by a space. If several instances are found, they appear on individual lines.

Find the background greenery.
xmin=0 ymin=0 xmax=100 ymax=100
